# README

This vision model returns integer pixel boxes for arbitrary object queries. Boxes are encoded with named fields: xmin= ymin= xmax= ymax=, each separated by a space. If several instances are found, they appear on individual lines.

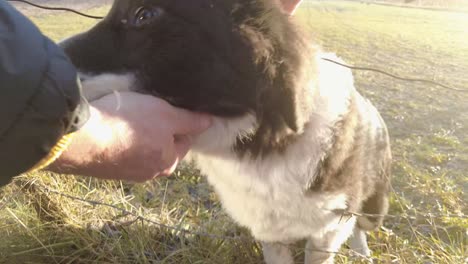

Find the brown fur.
xmin=308 ymin=91 xmax=392 ymax=230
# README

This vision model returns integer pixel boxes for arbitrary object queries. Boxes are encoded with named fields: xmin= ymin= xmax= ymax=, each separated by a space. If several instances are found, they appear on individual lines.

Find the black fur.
xmin=62 ymin=0 xmax=311 ymax=156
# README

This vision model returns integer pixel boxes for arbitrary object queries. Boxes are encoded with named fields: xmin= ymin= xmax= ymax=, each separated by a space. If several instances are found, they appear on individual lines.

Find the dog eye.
xmin=134 ymin=7 xmax=164 ymax=26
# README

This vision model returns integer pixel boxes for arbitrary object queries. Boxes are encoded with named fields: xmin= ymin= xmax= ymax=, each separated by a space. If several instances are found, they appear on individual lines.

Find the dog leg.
xmin=305 ymin=217 xmax=356 ymax=264
xmin=304 ymin=238 xmax=336 ymax=264
xmin=348 ymin=225 xmax=371 ymax=257
xmin=262 ymin=241 xmax=294 ymax=264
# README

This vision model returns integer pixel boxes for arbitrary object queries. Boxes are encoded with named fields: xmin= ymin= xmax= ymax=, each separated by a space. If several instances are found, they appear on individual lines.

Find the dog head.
xmin=62 ymin=0 xmax=314 ymax=155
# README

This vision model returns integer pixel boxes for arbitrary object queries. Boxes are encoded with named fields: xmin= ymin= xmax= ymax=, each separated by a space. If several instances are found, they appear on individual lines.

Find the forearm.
xmin=0 ymin=2 xmax=88 ymax=187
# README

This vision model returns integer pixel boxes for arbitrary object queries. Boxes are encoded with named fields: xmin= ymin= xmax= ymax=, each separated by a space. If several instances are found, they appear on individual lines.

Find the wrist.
xmin=49 ymin=106 xmax=117 ymax=174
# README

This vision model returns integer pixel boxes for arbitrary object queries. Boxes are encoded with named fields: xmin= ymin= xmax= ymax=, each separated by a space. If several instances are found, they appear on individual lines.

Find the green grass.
xmin=1 ymin=2 xmax=467 ymax=263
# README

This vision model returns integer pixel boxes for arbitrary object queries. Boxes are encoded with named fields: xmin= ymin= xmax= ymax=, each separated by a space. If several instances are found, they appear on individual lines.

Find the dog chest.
xmin=193 ymin=150 xmax=349 ymax=242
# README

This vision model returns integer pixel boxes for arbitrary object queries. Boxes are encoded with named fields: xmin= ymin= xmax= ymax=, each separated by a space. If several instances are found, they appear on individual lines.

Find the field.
xmin=1 ymin=1 xmax=467 ymax=263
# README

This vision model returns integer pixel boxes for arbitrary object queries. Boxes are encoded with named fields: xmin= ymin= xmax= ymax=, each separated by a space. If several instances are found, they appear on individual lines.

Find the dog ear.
xmin=258 ymin=63 xmax=308 ymax=138
xmin=266 ymin=74 xmax=306 ymax=134
xmin=247 ymin=75 xmax=308 ymax=156
xmin=276 ymin=0 xmax=303 ymax=15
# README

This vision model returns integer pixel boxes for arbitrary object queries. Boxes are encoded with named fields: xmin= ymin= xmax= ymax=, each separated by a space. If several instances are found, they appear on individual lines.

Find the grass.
xmin=1 ymin=2 xmax=467 ymax=263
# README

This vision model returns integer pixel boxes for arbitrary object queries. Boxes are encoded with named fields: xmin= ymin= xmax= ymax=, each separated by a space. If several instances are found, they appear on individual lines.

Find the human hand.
xmin=51 ymin=92 xmax=211 ymax=182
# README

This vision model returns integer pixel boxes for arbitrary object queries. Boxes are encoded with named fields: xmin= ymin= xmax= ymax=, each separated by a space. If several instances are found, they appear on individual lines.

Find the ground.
xmin=10 ymin=0 xmax=111 ymax=17
xmin=0 ymin=1 xmax=467 ymax=263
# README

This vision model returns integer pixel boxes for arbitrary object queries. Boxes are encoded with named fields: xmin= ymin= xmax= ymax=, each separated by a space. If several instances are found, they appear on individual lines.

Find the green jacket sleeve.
xmin=0 ymin=2 xmax=89 ymax=186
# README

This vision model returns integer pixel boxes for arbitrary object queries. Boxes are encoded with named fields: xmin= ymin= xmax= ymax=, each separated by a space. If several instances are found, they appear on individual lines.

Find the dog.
xmin=61 ymin=0 xmax=392 ymax=263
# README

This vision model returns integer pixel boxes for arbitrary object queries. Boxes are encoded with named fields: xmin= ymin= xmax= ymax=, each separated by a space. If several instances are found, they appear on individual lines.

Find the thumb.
xmin=160 ymin=136 xmax=192 ymax=176
xmin=174 ymin=135 xmax=193 ymax=159
xmin=170 ymin=108 xmax=212 ymax=135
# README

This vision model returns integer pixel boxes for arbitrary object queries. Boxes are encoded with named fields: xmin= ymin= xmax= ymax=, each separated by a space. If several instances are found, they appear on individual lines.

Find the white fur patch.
xmin=80 ymin=73 xmax=136 ymax=101
xmin=191 ymin=114 xmax=257 ymax=154
xmin=312 ymin=52 xmax=355 ymax=121
xmin=349 ymin=226 xmax=371 ymax=257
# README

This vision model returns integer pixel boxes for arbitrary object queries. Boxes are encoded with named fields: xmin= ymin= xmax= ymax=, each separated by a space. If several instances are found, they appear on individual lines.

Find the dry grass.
xmin=1 ymin=2 xmax=467 ymax=263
